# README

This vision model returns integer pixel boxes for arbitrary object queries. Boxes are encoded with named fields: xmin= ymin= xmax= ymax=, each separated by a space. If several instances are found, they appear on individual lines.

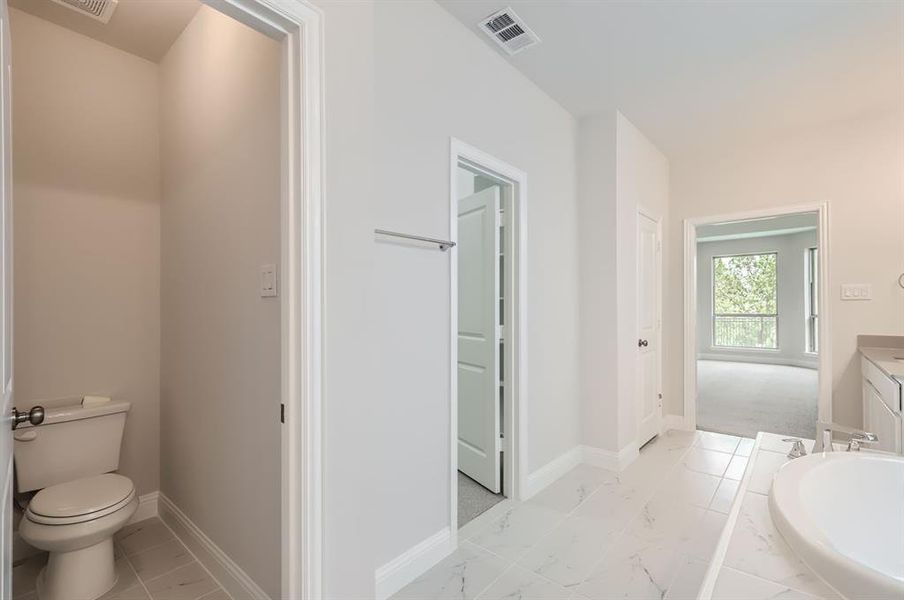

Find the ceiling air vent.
xmin=479 ymin=7 xmax=540 ymax=56
xmin=49 ymin=0 xmax=119 ymax=24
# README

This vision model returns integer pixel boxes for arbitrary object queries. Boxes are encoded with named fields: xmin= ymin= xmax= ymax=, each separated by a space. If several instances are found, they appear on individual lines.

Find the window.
xmin=712 ymin=253 xmax=778 ymax=349
xmin=805 ymin=247 xmax=818 ymax=353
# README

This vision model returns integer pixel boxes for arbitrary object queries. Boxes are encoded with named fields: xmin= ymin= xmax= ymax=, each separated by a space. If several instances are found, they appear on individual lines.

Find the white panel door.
xmin=457 ymin=187 xmax=501 ymax=492
xmin=0 ymin=0 xmax=13 ymax=593
xmin=637 ymin=212 xmax=661 ymax=447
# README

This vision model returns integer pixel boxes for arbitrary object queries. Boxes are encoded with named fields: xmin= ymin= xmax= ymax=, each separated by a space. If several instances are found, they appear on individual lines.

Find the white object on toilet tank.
xmin=82 ymin=395 xmax=111 ymax=406
xmin=13 ymin=399 xmax=131 ymax=492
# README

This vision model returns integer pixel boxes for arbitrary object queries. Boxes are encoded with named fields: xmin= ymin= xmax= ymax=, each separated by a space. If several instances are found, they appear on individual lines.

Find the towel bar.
xmin=375 ymin=229 xmax=456 ymax=251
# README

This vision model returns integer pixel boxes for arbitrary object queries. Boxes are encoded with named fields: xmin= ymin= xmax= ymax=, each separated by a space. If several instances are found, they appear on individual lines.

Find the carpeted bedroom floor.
xmin=458 ymin=471 xmax=504 ymax=527
xmin=697 ymin=360 xmax=818 ymax=439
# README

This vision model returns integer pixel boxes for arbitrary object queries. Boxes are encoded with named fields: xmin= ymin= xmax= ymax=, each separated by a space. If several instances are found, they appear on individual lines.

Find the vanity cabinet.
xmin=861 ymin=356 xmax=903 ymax=454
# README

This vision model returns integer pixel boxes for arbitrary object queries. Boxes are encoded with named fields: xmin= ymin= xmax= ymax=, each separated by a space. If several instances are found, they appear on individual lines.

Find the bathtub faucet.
xmin=847 ymin=431 xmax=879 ymax=452
xmin=813 ymin=422 xmax=879 ymax=452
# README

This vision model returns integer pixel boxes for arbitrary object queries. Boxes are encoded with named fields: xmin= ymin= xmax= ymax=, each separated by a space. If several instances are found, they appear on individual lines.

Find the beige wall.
xmin=10 ymin=9 xmax=161 ymax=496
xmin=665 ymin=110 xmax=904 ymax=428
xmin=159 ymin=6 xmax=281 ymax=597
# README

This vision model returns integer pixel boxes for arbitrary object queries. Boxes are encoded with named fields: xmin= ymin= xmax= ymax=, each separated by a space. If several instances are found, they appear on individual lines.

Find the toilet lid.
xmin=28 ymin=473 xmax=134 ymax=520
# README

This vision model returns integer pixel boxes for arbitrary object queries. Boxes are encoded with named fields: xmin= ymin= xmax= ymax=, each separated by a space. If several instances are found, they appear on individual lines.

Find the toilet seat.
xmin=26 ymin=474 xmax=135 ymax=526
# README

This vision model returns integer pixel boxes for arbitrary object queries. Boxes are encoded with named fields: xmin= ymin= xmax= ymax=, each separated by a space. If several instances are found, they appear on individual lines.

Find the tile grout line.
xmin=116 ymin=524 xmax=187 ymax=599
xmin=123 ymin=517 xmax=229 ymax=600
xmin=565 ymin=436 xmax=705 ymax=595
xmin=437 ymin=431 xmax=751 ymax=600
xmin=695 ymin=433 xmax=764 ymax=600
xmin=563 ymin=432 xmax=749 ymax=596
xmin=117 ymin=544 xmax=155 ymax=600
xmin=474 ymin=433 xmax=715 ymax=597
xmin=465 ymin=456 xmax=650 ymax=597
xmin=465 ymin=459 xmax=641 ymax=598
xmin=121 ymin=535 xmax=178 ymax=561
xmin=651 ymin=436 xmax=749 ymax=595
xmin=154 ymin=517 xmax=232 ymax=600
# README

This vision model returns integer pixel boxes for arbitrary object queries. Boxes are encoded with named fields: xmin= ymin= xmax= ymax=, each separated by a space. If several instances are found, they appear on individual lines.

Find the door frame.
xmin=1 ymin=1 xmax=12 ymax=596
xmin=204 ymin=1 xmax=325 ymax=598
xmin=637 ymin=207 xmax=663 ymax=441
xmin=1 ymin=0 xmax=324 ymax=596
xmin=683 ymin=202 xmax=831 ymax=431
xmin=449 ymin=138 xmax=527 ymax=545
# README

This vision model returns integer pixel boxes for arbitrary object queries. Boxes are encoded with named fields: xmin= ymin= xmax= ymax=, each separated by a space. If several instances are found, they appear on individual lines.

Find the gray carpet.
xmin=458 ymin=471 xmax=504 ymax=527
xmin=697 ymin=360 xmax=818 ymax=439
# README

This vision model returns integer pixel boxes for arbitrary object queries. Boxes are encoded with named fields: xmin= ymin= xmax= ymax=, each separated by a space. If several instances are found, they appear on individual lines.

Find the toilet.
xmin=14 ymin=398 xmax=137 ymax=600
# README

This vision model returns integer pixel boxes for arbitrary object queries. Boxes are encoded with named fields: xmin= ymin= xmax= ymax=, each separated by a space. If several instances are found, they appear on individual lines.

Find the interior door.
xmin=457 ymin=186 xmax=501 ymax=493
xmin=637 ymin=212 xmax=661 ymax=447
xmin=0 ymin=0 xmax=13 ymax=593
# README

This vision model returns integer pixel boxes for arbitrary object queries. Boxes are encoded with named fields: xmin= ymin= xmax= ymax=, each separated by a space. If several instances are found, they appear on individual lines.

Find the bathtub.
xmin=769 ymin=451 xmax=904 ymax=600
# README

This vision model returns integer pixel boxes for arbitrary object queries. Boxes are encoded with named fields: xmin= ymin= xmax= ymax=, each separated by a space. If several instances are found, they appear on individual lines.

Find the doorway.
xmin=0 ymin=0 xmax=323 ymax=597
xmin=684 ymin=206 xmax=831 ymax=439
xmin=450 ymin=140 xmax=527 ymax=533
xmin=637 ymin=209 xmax=663 ymax=447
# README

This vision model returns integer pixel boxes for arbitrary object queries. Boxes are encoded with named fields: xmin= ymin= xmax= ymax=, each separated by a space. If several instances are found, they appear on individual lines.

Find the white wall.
xmin=577 ymin=114 xmax=618 ymax=451
xmin=10 ymin=9 xmax=161 ymax=496
xmin=696 ymin=230 xmax=818 ymax=368
xmin=578 ymin=111 xmax=669 ymax=454
xmin=310 ymin=1 xmax=581 ymax=595
xmin=665 ymin=110 xmax=904 ymax=428
xmin=158 ymin=7 xmax=281 ymax=597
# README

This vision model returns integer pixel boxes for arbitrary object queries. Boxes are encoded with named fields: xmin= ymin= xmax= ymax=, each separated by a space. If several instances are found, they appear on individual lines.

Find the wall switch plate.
xmin=260 ymin=264 xmax=278 ymax=298
xmin=840 ymin=283 xmax=871 ymax=301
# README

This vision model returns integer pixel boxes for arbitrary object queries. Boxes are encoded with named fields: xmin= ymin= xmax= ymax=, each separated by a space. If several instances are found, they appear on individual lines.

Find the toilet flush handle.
xmin=10 ymin=406 xmax=44 ymax=430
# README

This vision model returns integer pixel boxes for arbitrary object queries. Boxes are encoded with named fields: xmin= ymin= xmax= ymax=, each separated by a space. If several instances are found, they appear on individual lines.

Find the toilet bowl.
xmin=14 ymin=398 xmax=134 ymax=599
xmin=19 ymin=474 xmax=138 ymax=600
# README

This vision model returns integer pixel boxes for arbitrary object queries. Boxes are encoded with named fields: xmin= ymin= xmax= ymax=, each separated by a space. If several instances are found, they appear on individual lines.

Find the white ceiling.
xmin=437 ymin=1 xmax=904 ymax=157
xmin=10 ymin=0 xmax=201 ymax=63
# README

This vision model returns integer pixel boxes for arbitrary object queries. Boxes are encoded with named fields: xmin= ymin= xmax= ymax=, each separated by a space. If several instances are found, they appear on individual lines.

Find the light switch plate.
xmin=840 ymin=283 xmax=871 ymax=301
xmin=260 ymin=264 xmax=278 ymax=298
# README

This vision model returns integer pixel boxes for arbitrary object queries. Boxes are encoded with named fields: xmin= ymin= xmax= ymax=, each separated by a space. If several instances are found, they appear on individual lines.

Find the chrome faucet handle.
xmin=783 ymin=438 xmax=807 ymax=459
xmin=847 ymin=431 xmax=878 ymax=452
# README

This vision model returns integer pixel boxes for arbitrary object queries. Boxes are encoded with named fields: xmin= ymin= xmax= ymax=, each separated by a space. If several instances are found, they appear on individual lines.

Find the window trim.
xmin=711 ymin=251 xmax=779 ymax=350
xmin=804 ymin=246 xmax=819 ymax=354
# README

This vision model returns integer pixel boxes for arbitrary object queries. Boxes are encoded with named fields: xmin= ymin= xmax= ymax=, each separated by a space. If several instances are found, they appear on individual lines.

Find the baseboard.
xmin=581 ymin=443 xmax=639 ymax=472
xmin=158 ymin=493 xmax=269 ymax=600
xmin=663 ymin=414 xmax=692 ymax=432
xmin=522 ymin=446 xmax=582 ymax=500
xmin=374 ymin=527 xmax=453 ymax=600
xmin=697 ymin=353 xmax=818 ymax=370
xmin=127 ymin=491 xmax=160 ymax=525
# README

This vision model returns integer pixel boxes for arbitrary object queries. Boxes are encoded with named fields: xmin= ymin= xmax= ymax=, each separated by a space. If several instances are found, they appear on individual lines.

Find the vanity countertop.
xmin=858 ymin=335 xmax=904 ymax=385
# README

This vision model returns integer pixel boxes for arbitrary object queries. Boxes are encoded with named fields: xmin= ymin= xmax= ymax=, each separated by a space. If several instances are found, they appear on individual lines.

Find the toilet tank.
xmin=13 ymin=398 xmax=131 ymax=492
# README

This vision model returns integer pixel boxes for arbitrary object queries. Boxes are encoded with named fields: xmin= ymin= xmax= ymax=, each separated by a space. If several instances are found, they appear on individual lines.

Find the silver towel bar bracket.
xmin=375 ymin=229 xmax=456 ymax=251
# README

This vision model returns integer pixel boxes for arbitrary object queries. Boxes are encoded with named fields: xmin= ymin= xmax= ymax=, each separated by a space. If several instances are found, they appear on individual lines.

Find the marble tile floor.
xmin=394 ymin=429 xmax=752 ymax=600
xmin=13 ymin=517 xmax=229 ymax=600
